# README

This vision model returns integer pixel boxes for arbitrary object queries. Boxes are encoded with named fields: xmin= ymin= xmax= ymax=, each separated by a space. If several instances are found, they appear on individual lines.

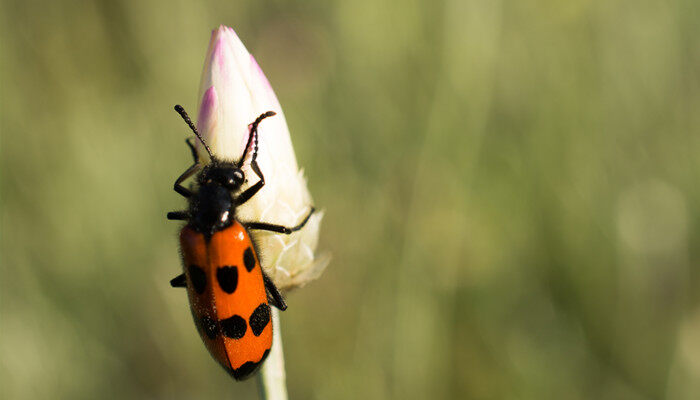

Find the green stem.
xmin=257 ymin=308 xmax=288 ymax=400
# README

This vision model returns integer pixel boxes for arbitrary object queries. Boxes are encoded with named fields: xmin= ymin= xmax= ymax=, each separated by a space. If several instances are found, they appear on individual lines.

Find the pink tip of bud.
xmin=251 ymin=55 xmax=275 ymax=93
xmin=196 ymin=86 xmax=219 ymax=136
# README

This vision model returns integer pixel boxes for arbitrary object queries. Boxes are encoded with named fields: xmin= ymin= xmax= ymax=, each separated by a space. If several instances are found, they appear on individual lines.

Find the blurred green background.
xmin=2 ymin=0 xmax=700 ymax=399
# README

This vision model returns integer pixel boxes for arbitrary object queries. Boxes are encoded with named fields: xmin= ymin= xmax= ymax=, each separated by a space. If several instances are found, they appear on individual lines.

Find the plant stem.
xmin=257 ymin=308 xmax=288 ymax=400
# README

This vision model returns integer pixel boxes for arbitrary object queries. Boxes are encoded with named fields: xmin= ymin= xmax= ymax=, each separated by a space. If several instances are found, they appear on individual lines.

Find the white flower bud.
xmin=194 ymin=25 xmax=328 ymax=291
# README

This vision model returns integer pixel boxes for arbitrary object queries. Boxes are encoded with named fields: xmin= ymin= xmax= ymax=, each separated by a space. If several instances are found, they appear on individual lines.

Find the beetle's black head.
xmin=172 ymin=105 xmax=277 ymax=237
xmin=200 ymin=161 xmax=245 ymax=191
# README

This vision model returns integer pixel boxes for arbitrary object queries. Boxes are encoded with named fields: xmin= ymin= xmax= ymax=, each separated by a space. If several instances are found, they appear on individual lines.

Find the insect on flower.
xmin=167 ymin=105 xmax=314 ymax=380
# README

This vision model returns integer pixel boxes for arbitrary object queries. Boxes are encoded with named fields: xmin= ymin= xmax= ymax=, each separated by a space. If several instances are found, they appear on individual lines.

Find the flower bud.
xmin=195 ymin=25 xmax=328 ymax=290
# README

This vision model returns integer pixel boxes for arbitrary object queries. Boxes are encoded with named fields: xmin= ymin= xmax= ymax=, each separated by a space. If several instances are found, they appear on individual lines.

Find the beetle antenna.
xmin=238 ymin=111 xmax=276 ymax=168
xmin=174 ymin=105 xmax=213 ymax=158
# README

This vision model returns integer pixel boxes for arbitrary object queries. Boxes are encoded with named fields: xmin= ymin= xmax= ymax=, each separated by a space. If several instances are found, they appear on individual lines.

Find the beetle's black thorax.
xmin=187 ymin=160 xmax=244 ymax=238
xmin=188 ymin=182 xmax=234 ymax=236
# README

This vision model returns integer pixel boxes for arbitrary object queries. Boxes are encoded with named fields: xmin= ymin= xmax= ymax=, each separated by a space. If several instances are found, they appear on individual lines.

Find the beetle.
xmin=167 ymin=105 xmax=314 ymax=380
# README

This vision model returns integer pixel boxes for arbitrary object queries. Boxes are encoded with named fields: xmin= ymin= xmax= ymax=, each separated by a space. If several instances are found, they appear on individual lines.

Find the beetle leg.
xmin=173 ymin=139 xmax=201 ymax=198
xmin=170 ymin=273 xmax=186 ymax=288
xmin=236 ymin=160 xmax=265 ymax=206
xmin=262 ymin=272 xmax=287 ymax=311
xmin=243 ymin=207 xmax=315 ymax=234
xmin=167 ymin=211 xmax=189 ymax=220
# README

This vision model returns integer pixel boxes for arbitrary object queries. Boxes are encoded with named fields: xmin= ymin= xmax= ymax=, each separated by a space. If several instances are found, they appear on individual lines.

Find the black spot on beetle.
xmin=199 ymin=315 xmax=219 ymax=339
xmin=220 ymin=315 xmax=247 ymax=339
xmin=189 ymin=265 xmax=206 ymax=294
xmin=243 ymin=247 xmax=256 ymax=272
xmin=217 ymin=266 xmax=238 ymax=294
xmin=249 ymin=303 xmax=271 ymax=336
xmin=229 ymin=348 xmax=270 ymax=380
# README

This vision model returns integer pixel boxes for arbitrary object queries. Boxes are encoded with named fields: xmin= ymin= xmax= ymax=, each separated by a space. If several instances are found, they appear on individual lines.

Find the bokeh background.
xmin=2 ymin=1 xmax=700 ymax=399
